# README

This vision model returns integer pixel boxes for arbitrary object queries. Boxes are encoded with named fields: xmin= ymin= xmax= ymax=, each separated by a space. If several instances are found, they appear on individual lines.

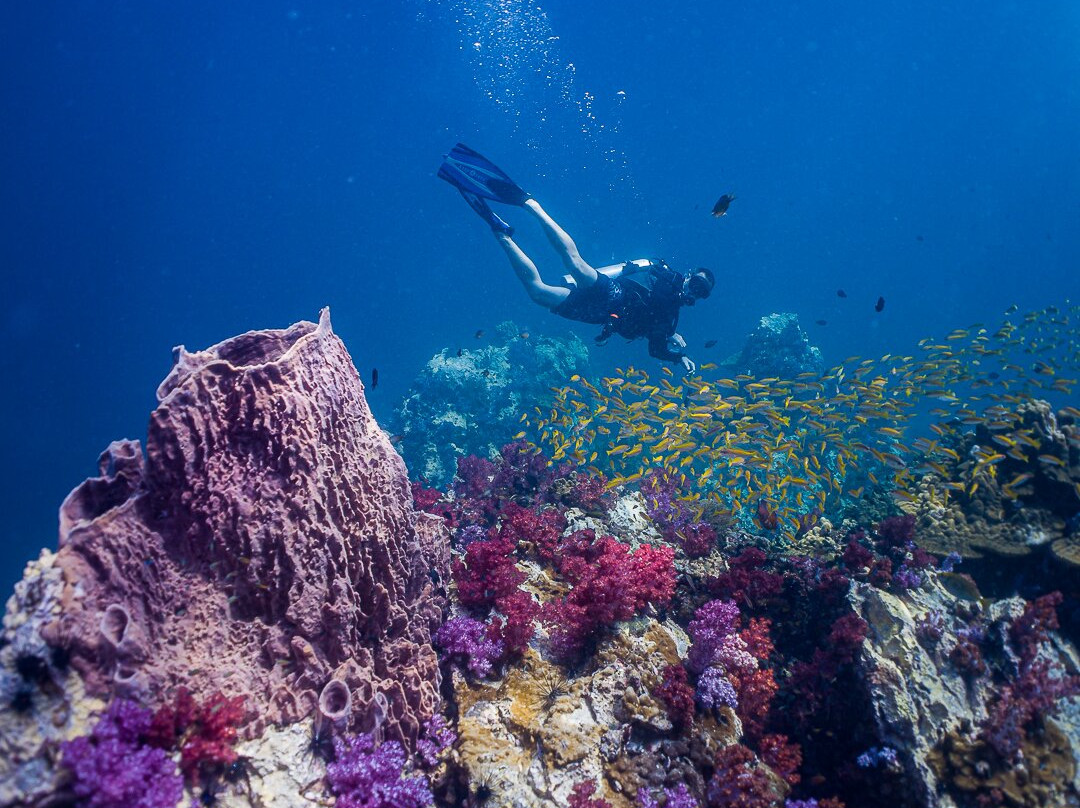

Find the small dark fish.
xmin=704 ymin=339 xmax=718 ymax=349
xmin=518 ymin=331 xmax=530 ymax=340
xmin=916 ymin=235 xmax=924 ymax=242
xmin=456 ymin=348 xmax=463 ymax=357
xmin=711 ymin=194 xmax=736 ymax=217
xmin=837 ymin=289 xmax=847 ymax=298
xmin=389 ymin=434 xmax=405 ymax=445
xmin=371 ymin=368 xmax=379 ymax=389
xmin=474 ymin=329 xmax=485 ymax=339
xmin=875 ymin=296 xmax=885 ymax=312
xmin=815 ymin=320 xmax=828 ymax=326
xmin=988 ymin=372 xmax=1000 ymax=380
xmin=1005 ymin=304 xmax=1018 ymax=314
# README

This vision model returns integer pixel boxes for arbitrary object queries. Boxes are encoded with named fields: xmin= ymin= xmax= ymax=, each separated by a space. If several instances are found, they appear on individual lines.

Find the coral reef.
xmin=4 ymin=303 xmax=1080 ymax=808
xmin=392 ymin=322 xmax=590 ymax=486
xmin=898 ymin=400 xmax=1080 ymax=565
xmin=723 ymin=313 xmax=824 ymax=378
xmin=1 ymin=310 xmax=447 ymax=805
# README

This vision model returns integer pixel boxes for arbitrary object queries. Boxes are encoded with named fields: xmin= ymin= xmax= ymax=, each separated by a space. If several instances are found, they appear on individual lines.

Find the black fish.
xmin=371 ymin=368 xmax=379 ymax=388
xmin=815 ymin=320 xmax=828 ymax=326
xmin=837 ymin=289 xmax=847 ymax=298
xmin=711 ymin=194 xmax=736 ymax=217
xmin=457 ymin=348 xmax=463 ymax=357
xmin=704 ymin=339 xmax=718 ymax=348
xmin=474 ymin=329 xmax=485 ymax=339
xmin=875 ymin=296 xmax=885 ymax=312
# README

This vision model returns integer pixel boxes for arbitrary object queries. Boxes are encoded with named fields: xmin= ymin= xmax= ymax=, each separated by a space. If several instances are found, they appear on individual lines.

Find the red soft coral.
xmin=757 ymin=733 xmax=801 ymax=786
xmin=732 ymin=668 xmax=778 ymax=744
xmin=741 ymin=617 xmax=774 ymax=662
xmin=654 ymin=664 xmax=696 ymax=729
xmin=148 ymin=688 xmax=246 ymax=782
xmin=709 ymin=548 xmax=783 ymax=609
xmin=706 ymin=744 xmax=777 ymax=808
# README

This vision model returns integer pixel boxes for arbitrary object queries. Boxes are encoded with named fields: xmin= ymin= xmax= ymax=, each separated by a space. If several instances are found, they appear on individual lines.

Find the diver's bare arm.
xmin=524 ymin=198 xmax=597 ymax=283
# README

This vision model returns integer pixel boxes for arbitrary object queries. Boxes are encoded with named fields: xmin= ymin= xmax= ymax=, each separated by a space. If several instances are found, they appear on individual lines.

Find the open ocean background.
xmin=1 ymin=0 xmax=1078 ymax=595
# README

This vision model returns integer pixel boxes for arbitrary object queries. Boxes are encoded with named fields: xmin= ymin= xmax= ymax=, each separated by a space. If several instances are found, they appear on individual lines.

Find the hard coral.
xmin=60 ymin=699 xmax=184 ymax=808
xmin=327 ymin=733 xmax=433 ymax=808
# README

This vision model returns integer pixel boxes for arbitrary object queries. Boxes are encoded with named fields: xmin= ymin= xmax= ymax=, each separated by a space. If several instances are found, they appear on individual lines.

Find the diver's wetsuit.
xmin=551 ymin=262 xmax=688 ymax=363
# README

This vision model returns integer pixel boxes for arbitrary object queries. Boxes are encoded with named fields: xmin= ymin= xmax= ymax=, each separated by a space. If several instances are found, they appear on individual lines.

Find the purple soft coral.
xmin=327 ymin=734 xmax=433 ymax=808
xmin=60 ymin=699 xmax=183 ymax=808
xmin=637 ymin=784 xmax=700 ymax=808
xmin=435 ymin=616 xmax=504 ymax=677
xmin=416 ymin=714 xmax=457 ymax=768
xmin=696 ymin=667 xmax=739 ymax=711
xmin=687 ymin=599 xmax=741 ymax=674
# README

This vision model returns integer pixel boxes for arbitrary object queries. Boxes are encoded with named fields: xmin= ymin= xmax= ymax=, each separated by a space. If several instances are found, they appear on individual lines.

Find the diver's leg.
xmin=524 ymin=199 xmax=598 ymax=286
xmin=495 ymin=233 xmax=570 ymax=309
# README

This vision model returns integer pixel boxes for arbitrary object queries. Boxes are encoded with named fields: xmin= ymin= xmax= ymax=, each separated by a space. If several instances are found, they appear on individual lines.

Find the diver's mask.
xmin=684 ymin=268 xmax=715 ymax=304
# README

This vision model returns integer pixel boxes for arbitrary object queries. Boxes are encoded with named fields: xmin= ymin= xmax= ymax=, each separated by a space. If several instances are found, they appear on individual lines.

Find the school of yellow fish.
xmin=520 ymin=304 xmax=1080 ymax=536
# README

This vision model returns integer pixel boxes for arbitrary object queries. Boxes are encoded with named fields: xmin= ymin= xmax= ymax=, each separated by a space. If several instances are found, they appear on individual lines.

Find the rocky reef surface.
xmin=0 ymin=310 xmax=447 ymax=807
xmin=392 ymin=322 xmax=590 ymax=487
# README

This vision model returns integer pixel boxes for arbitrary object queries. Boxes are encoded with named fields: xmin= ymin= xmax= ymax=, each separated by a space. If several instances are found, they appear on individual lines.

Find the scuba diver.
xmin=439 ymin=143 xmax=715 ymax=373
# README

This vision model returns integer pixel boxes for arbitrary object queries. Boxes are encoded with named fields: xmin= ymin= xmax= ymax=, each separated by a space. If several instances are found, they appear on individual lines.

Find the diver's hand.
xmin=680 ymin=355 xmax=697 ymax=374
xmin=670 ymin=333 xmax=687 ymax=350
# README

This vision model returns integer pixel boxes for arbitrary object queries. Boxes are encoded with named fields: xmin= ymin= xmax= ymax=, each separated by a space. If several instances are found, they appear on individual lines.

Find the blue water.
xmin=1 ymin=1 xmax=1078 ymax=593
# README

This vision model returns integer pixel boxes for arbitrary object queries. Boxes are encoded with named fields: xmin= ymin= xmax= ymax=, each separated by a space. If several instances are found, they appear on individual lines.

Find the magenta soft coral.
xmin=568 ymin=781 xmax=613 ymax=808
xmin=980 ymin=591 xmax=1080 ymax=761
xmin=496 ymin=502 xmax=566 ymax=563
xmin=452 ymin=535 xmax=524 ymax=610
xmin=541 ymin=530 xmax=675 ymax=658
